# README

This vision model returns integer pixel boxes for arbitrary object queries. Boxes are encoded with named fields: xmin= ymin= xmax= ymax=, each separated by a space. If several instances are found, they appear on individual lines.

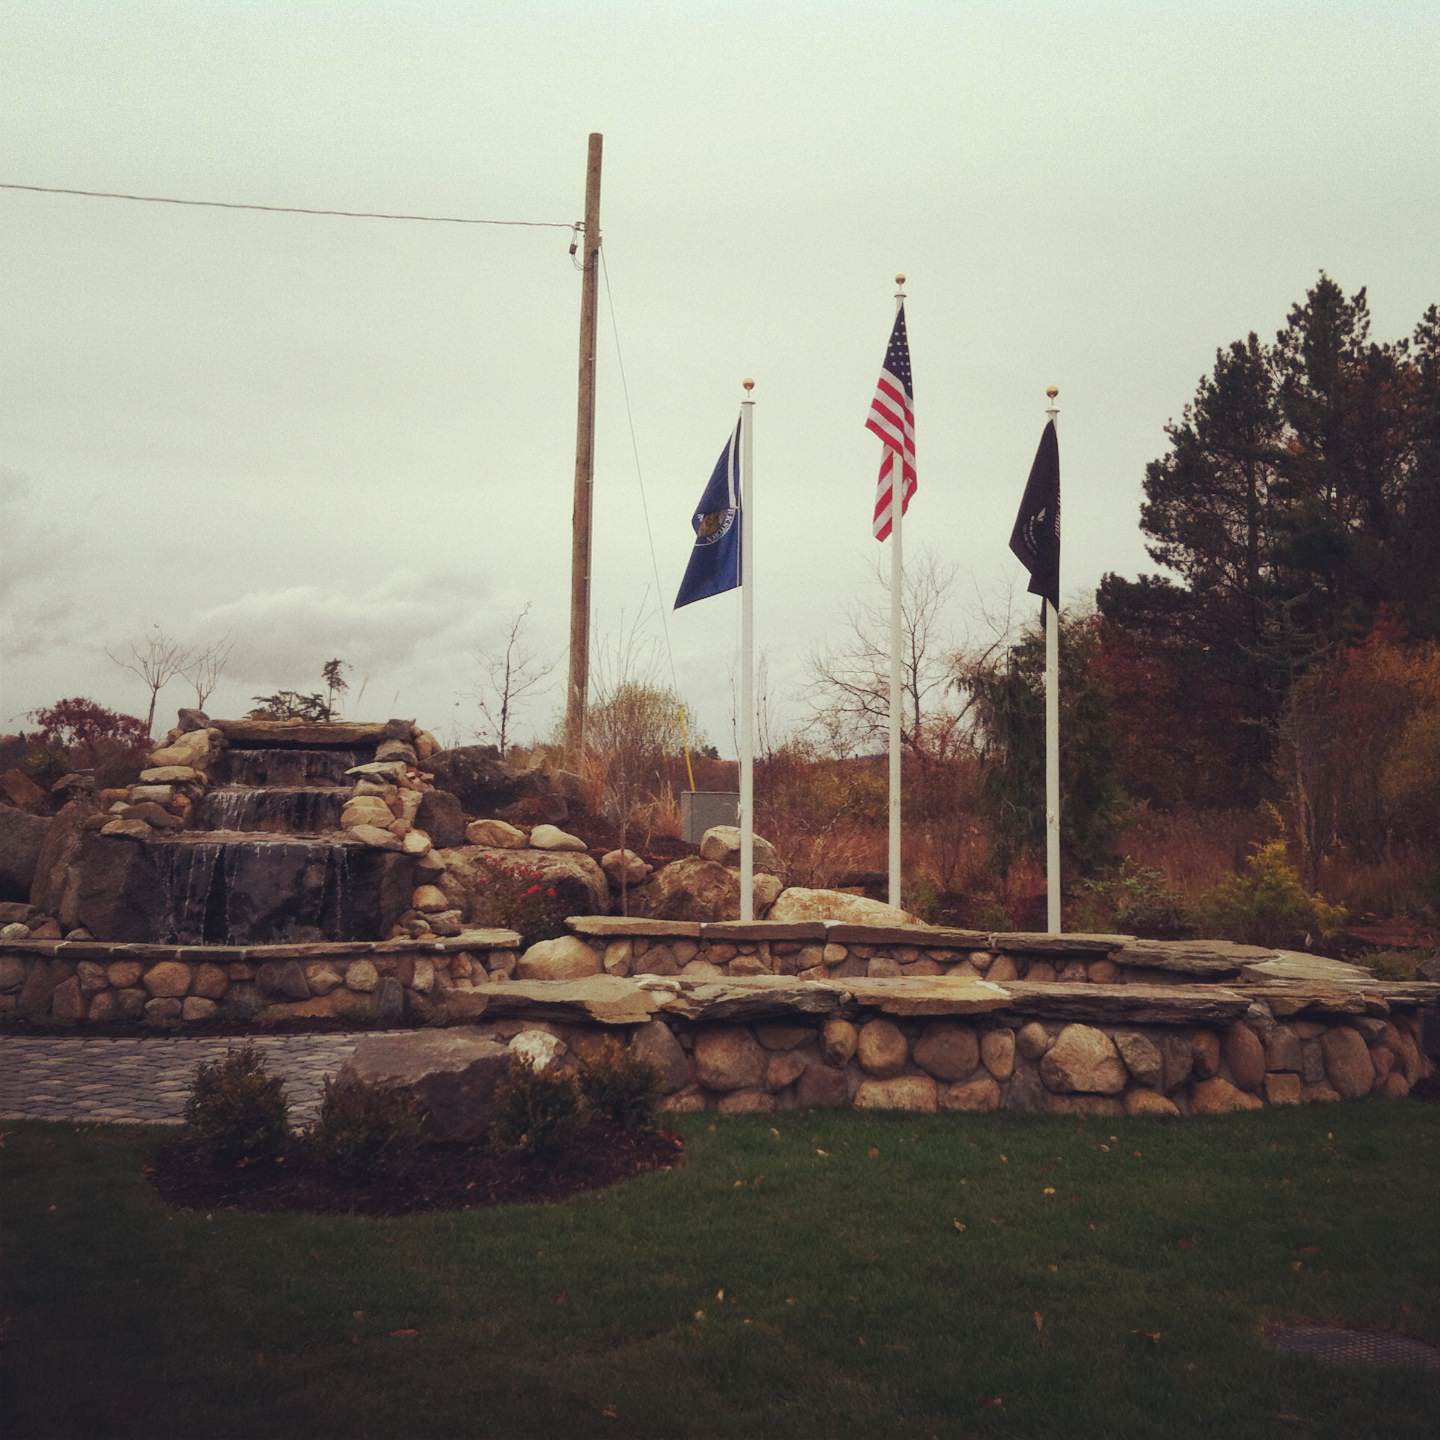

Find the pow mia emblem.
xmin=693 ymin=507 xmax=736 ymax=545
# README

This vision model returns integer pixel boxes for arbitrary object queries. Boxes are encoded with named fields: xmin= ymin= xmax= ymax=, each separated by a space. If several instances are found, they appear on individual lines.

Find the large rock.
xmin=431 ymin=845 xmax=608 ymax=921
xmin=2 ymin=768 xmax=48 ymax=812
xmin=509 ymin=1029 xmax=567 ymax=1072
xmin=456 ymin=976 xmax=656 ymax=1025
xmin=529 ymin=824 xmax=586 ymax=852
xmin=465 ymin=819 xmax=526 ymax=849
xmin=422 ymin=747 xmax=566 ymax=823
xmin=767 ymin=888 xmax=919 ymax=926
xmin=71 ymin=833 xmax=168 ymax=940
xmin=942 ymin=1075 xmax=1002 ymax=1111
xmin=1113 ymin=1030 xmax=1163 ymax=1088
xmin=693 ymin=1026 xmax=767 ymax=1091
xmin=841 ymin=977 xmax=1010 ymax=1018
xmin=631 ymin=857 xmax=742 ymax=923
xmin=515 ymin=936 xmax=601 ymax=981
xmin=601 ymin=849 xmax=650 ymax=886
xmin=912 ymin=1022 xmax=980 ymax=1081
xmin=1222 ymin=1023 xmax=1266 ymax=1091
xmin=28 ymin=797 xmax=97 ymax=915
xmin=138 ymin=766 xmax=204 ymax=785
xmin=0 ymin=805 xmax=52 ymax=900
xmin=856 ymin=1018 xmax=909 ymax=1076
xmin=1124 ymin=1088 xmax=1181 ymax=1118
xmin=651 ymin=974 xmax=845 ymax=1022
xmin=1039 ymin=1024 xmax=1128 ymax=1094
xmin=341 ymin=795 xmax=395 ymax=830
xmin=699 ymin=826 xmax=783 ymax=876
xmin=340 ymin=1032 xmax=512 ymax=1143
xmin=980 ymin=1028 xmax=1016 ymax=1080
xmin=415 ymin=790 xmax=466 ymax=848
xmin=1321 ymin=1027 xmax=1375 ymax=1099
xmin=854 ymin=1076 xmax=938 ymax=1112
xmin=147 ymin=729 xmax=216 ymax=771
xmin=1190 ymin=1076 xmax=1263 ymax=1114
xmin=821 ymin=1018 xmax=858 ymax=1066
xmin=629 ymin=1020 xmax=692 ymax=1093
xmin=795 ymin=1062 xmax=851 ymax=1108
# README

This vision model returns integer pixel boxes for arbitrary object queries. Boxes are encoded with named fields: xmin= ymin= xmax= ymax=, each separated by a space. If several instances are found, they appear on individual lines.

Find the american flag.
xmin=866 ymin=304 xmax=915 ymax=540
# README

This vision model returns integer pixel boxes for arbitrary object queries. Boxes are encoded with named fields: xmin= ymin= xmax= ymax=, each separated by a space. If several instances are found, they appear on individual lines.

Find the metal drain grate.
xmin=1264 ymin=1324 xmax=1440 ymax=1372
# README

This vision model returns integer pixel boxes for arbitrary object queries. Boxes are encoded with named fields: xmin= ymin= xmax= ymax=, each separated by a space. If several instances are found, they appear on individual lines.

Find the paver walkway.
xmin=0 ymin=1032 xmax=398 ymax=1125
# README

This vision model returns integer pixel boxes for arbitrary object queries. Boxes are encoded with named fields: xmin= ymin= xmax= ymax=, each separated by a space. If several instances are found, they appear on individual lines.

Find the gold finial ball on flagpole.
xmin=742 ymin=377 xmax=754 ymax=392
xmin=1046 ymin=386 xmax=1059 ymax=400
xmin=895 ymin=273 xmax=906 ymax=286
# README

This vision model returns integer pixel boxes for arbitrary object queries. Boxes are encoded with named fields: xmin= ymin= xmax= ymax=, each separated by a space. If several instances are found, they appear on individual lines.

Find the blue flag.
xmin=674 ymin=414 xmax=743 ymax=609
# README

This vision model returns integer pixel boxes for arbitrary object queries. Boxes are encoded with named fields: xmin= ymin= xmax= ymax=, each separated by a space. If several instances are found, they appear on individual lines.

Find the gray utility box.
xmin=681 ymin=790 xmax=740 ymax=845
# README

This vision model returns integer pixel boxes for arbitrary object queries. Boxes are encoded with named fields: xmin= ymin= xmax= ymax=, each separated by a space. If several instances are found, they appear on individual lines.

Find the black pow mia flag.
xmin=1009 ymin=419 xmax=1060 ymax=614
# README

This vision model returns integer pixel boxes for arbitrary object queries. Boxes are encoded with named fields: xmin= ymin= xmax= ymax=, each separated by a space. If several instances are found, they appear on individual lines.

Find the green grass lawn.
xmin=3 ymin=1104 xmax=1438 ymax=1440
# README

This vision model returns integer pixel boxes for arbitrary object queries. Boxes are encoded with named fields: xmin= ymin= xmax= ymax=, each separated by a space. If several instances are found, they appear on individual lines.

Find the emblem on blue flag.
xmin=674 ymin=414 xmax=743 ymax=608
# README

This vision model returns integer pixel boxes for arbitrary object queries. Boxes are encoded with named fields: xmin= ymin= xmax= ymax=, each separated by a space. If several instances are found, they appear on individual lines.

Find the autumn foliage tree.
xmin=24 ymin=697 xmax=151 ymax=786
xmin=27 ymin=698 xmax=150 ymax=753
xmin=1279 ymin=619 xmax=1440 ymax=888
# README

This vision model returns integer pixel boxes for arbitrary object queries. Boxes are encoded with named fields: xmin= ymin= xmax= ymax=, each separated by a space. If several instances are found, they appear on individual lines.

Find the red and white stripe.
xmin=867 ymin=370 xmax=916 ymax=541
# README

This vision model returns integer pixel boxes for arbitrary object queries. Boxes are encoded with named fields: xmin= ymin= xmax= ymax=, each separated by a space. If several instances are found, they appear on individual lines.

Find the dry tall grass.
xmin=1118 ymin=807 xmax=1258 ymax=894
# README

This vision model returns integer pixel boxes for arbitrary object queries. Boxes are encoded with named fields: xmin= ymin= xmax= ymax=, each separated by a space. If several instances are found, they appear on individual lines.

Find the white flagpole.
xmin=739 ymin=379 xmax=756 ymax=920
xmin=1044 ymin=386 xmax=1061 ymax=933
xmin=887 ymin=276 xmax=906 ymax=911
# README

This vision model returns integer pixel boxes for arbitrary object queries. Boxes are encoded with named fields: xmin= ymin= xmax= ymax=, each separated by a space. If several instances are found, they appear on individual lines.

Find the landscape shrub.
xmin=309 ymin=1073 xmax=424 ymax=1182
xmin=467 ymin=857 xmax=569 ymax=945
xmin=578 ymin=1041 xmax=660 ymax=1130
xmin=488 ymin=1056 xmax=583 ymax=1157
xmin=1072 ymin=858 xmax=1194 ymax=937
xmin=1360 ymin=949 xmax=1424 ymax=981
xmin=182 ymin=1043 xmax=289 ymax=1166
xmin=22 ymin=696 xmax=150 ymax=788
xmin=1197 ymin=837 xmax=1345 ymax=948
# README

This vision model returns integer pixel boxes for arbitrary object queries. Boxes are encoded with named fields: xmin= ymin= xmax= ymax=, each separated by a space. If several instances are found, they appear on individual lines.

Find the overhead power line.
xmin=0 ymin=181 xmax=576 ymax=229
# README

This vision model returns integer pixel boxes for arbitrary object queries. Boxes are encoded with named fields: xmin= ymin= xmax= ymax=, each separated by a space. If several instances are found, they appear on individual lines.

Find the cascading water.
xmin=219 ymin=747 xmax=369 ymax=787
xmin=151 ymin=837 xmax=373 ymax=943
xmin=84 ymin=731 xmax=415 ymax=944
xmin=195 ymin=787 xmax=348 ymax=834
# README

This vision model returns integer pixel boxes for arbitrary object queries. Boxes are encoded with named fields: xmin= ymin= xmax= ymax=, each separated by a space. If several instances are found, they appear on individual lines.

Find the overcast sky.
xmin=3 ymin=1 xmax=1436 ymax=754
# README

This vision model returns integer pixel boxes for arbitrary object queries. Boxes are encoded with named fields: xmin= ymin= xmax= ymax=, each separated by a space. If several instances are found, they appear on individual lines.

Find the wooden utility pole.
xmin=565 ymin=132 xmax=603 ymax=762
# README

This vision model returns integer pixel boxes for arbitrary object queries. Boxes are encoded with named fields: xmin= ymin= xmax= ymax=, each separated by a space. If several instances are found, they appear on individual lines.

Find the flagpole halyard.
xmin=1044 ymin=387 xmax=1062 ymax=933
xmin=739 ymin=378 xmax=756 ymax=922
xmin=887 ymin=276 xmax=906 ymax=912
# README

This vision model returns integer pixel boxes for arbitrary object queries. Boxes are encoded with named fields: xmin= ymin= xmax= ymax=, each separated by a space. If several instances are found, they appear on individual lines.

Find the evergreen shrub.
xmin=578 ymin=1041 xmax=661 ymax=1130
xmin=309 ymin=1073 xmax=424 ymax=1182
xmin=182 ymin=1043 xmax=289 ymax=1166
xmin=488 ymin=1056 xmax=583 ymax=1157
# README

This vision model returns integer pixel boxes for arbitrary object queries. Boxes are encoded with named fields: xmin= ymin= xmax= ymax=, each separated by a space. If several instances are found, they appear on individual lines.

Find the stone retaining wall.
xmin=395 ymin=976 xmax=1435 ymax=1116
xmin=0 ymin=932 xmax=520 ymax=1027
xmin=560 ymin=919 xmax=1228 ymax=985
xmin=0 ymin=923 xmax=1216 ymax=1027
xmin=3 ymin=923 xmax=1436 ymax=1115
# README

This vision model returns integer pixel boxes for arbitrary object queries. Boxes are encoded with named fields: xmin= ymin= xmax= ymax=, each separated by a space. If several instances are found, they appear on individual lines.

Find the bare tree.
xmin=467 ymin=604 xmax=558 ymax=758
xmin=586 ymin=614 xmax=694 ymax=908
xmin=184 ymin=636 xmax=233 ymax=710
xmin=727 ymin=649 xmax=784 ymax=766
xmin=806 ymin=551 xmax=959 ymax=758
xmin=106 ymin=625 xmax=192 ymax=737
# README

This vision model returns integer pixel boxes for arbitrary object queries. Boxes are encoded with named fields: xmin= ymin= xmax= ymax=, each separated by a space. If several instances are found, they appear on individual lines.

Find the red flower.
xmin=526 ymin=883 xmax=541 ymax=895
xmin=546 ymin=887 xmax=557 ymax=898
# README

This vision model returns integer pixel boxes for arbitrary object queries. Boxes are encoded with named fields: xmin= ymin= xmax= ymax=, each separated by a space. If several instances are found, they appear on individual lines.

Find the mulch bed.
xmin=147 ymin=1121 xmax=685 ymax=1216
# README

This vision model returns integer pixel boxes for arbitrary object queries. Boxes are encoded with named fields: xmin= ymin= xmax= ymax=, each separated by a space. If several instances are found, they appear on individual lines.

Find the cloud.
xmin=0 ymin=469 xmax=90 ymax=656
xmin=188 ymin=570 xmax=501 ymax=690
